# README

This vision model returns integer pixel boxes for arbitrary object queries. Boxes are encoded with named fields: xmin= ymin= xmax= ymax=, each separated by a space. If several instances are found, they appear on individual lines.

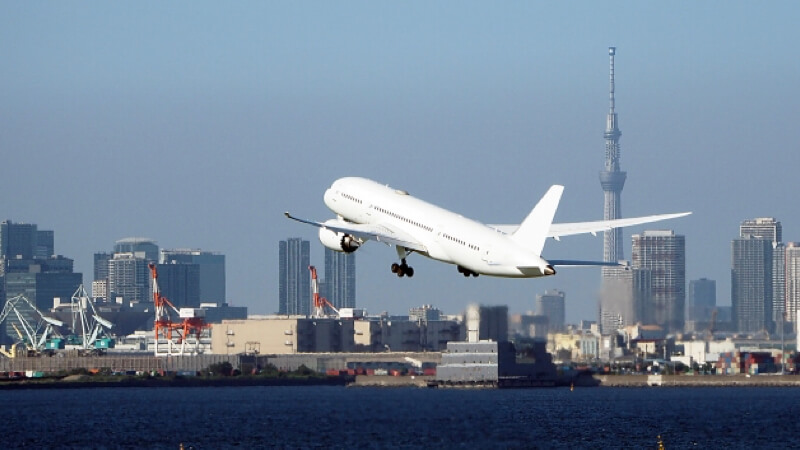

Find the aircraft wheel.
xmin=406 ymin=267 xmax=414 ymax=277
xmin=391 ymin=263 xmax=400 ymax=273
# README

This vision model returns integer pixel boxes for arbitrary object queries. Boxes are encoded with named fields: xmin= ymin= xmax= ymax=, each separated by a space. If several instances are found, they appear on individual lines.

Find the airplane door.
xmin=481 ymin=247 xmax=493 ymax=264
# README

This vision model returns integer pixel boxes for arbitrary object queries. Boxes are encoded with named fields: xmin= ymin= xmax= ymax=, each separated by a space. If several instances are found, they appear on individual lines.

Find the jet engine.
xmin=319 ymin=226 xmax=361 ymax=253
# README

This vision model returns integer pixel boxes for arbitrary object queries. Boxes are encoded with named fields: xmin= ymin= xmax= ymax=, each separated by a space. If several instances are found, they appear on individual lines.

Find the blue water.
xmin=1 ymin=385 xmax=796 ymax=449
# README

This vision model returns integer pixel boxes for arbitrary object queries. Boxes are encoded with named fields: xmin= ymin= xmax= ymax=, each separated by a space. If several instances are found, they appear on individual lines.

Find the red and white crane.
xmin=309 ymin=265 xmax=339 ymax=318
xmin=149 ymin=263 xmax=211 ymax=356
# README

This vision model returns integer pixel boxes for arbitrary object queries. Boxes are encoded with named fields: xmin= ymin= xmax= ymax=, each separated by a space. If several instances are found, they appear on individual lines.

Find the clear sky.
xmin=2 ymin=2 xmax=799 ymax=322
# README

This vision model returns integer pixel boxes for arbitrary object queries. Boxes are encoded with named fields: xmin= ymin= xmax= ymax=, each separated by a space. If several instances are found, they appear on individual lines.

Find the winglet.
xmin=510 ymin=185 xmax=564 ymax=254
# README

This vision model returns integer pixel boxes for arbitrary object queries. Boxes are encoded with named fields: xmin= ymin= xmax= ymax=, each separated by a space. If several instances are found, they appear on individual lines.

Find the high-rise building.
xmin=92 ymin=252 xmax=113 ymax=299
xmin=535 ymin=289 xmax=565 ymax=332
xmin=600 ymin=47 xmax=626 ymax=269
xmin=598 ymin=266 xmax=651 ymax=333
xmin=323 ymin=248 xmax=355 ymax=309
xmin=731 ymin=218 xmax=782 ymax=334
xmin=107 ymin=253 xmax=150 ymax=303
xmin=687 ymin=278 xmax=716 ymax=323
xmin=782 ymin=243 xmax=800 ymax=330
xmin=160 ymin=249 xmax=226 ymax=304
xmin=94 ymin=238 xmax=159 ymax=304
xmin=0 ymin=220 xmax=38 ymax=260
xmin=632 ymin=230 xmax=686 ymax=332
xmin=278 ymin=238 xmax=311 ymax=316
xmin=773 ymin=243 xmax=786 ymax=324
xmin=731 ymin=238 xmax=773 ymax=333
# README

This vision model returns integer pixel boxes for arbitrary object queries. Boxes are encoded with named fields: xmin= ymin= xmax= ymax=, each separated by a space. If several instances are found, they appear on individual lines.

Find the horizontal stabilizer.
xmin=548 ymin=260 xmax=625 ymax=267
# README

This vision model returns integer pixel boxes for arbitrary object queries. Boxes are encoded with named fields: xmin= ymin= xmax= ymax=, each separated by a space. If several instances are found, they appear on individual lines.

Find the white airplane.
xmin=285 ymin=177 xmax=690 ymax=278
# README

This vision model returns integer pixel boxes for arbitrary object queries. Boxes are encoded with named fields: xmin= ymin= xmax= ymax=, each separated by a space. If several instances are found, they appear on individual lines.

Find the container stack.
xmin=742 ymin=352 xmax=776 ymax=375
xmin=715 ymin=351 xmax=741 ymax=375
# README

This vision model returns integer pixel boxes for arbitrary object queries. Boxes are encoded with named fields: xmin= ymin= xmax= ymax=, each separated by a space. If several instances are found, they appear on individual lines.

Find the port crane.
xmin=149 ymin=263 xmax=211 ymax=356
xmin=309 ymin=265 xmax=339 ymax=318
xmin=68 ymin=284 xmax=114 ymax=352
xmin=0 ymin=294 xmax=64 ymax=355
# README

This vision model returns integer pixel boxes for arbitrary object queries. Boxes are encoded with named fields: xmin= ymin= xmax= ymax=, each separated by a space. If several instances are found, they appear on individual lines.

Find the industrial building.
xmin=210 ymin=315 xmax=463 ymax=355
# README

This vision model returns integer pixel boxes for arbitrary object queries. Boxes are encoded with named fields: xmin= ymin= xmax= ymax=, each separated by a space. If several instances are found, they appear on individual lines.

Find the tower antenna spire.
xmin=609 ymin=47 xmax=616 ymax=114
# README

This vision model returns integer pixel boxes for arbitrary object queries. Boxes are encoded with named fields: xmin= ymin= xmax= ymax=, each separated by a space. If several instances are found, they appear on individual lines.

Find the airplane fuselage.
xmin=323 ymin=177 xmax=553 ymax=277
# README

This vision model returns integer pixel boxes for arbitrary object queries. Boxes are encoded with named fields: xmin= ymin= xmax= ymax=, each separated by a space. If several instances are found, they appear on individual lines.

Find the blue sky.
xmin=2 ymin=2 xmax=799 ymax=321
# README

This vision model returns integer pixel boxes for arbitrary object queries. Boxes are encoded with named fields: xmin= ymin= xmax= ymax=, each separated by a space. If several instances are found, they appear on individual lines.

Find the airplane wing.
xmin=490 ymin=212 xmax=691 ymax=239
xmin=284 ymin=212 xmax=427 ymax=252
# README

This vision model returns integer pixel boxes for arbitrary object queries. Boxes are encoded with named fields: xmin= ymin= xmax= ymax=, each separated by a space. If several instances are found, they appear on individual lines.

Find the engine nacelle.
xmin=319 ymin=225 xmax=361 ymax=253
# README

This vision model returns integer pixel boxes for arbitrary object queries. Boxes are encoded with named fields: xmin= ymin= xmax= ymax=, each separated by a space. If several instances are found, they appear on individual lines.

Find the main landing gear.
xmin=457 ymin=265 xmax=479 ymax=277
xmin=391 ymin=247 xmax=415 ymax=278
xmin=391 ymin=259 xmax=414 ymax=278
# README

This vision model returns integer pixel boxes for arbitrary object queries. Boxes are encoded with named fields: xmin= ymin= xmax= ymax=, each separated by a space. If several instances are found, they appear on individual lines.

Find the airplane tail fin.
xmin=510 ymin=185 xmax=564 ymax=254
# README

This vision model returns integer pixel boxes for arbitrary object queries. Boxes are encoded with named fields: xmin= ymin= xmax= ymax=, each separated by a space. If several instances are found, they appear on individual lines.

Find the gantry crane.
xmin=309 ymin=265 xmax=339 ymax=318
xmin=149 ymin=263 xmax=211 ymax=356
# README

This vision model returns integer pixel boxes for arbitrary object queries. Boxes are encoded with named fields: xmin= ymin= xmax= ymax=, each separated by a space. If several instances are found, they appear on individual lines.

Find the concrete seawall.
xmin=350 ymin=375 xmax=432 ymax=387
xmin=354 ymin=374 xmax=800 ymax=388
xmin=596 ymin=374 xmax=800 ymax=387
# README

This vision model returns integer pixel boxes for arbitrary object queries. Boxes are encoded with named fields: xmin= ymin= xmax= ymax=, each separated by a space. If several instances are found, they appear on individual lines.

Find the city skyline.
xmin=2 ymin=3 xmax=799 ymax=321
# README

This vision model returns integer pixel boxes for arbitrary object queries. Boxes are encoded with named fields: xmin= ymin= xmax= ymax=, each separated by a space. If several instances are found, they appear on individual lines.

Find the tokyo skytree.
xmin=599 ymin=47 xmax=626 ymax=265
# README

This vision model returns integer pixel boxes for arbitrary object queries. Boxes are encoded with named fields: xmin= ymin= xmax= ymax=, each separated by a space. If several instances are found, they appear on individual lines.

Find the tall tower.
xmin=600 ymin=47 xmax=627 ymax=266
